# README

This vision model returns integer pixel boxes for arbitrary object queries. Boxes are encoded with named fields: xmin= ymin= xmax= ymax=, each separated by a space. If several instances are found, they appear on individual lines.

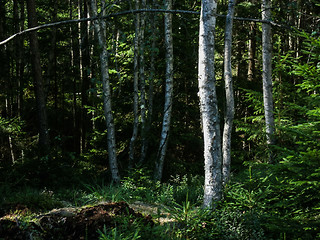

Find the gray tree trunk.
xmin=13 ymin=0 xmax=25 ymax=117
xmin=222 ymin=0 xmax=236 ymax=186
xmin=261 ymin=0 xmax=276 ymax=163
xmin=198 ymin=0 xmax=222 ymax=208
xmin=90 ymin=0 xmax=120 ymax=183
xmin=27 ymin=0 xmax=50 ymax=154
xmin=247 ymin=22 xmax=256 ymax=82
xmin=139 ymin=0 xmax=157 ymax=165
xmin=129 ymin=0 xmax=140 ymax=168
xmin=80 ymin=0 xmax=90 ymax=153
xmin=139 ymin=0 xmax=147 ymax=165
xmin=154 ymin=0 xmax=173 ymax=181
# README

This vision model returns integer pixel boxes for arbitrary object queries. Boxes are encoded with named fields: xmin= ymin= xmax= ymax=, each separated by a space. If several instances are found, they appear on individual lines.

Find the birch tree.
xmin=154 ymin=0 xmax=173 ymax=181
xmin=261 ymin=0 xmax=276 ymax=163
xmin=198 ymin=0 xmax=222 ymax=207
xmin=222 ymin=0 xmax=236 ymax=186
xmin=90 ymin=0 xmax=120 ymax=183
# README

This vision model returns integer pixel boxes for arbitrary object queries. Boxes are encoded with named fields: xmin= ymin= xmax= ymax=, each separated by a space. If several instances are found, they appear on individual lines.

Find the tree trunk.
xmin=90 ymin=0 xmax=120 ymax=183
xmin=80 ymin=0 xmax=90 ymax=153
xmin=222 ymin=0 xmax=236 ymax=186
xmin=198 ymin=0 xmax=222 ymax=207
xmin=19 ymin=0 xmax=25 ymax=118
xmin=139 ymin=0 xmax=147 ymax=164
xmin=47 ymin=0 xmax=57 ymax=106
xmin=27 ymin=0 xmax=50 ymax=154
xmin=247 ymin=22 xmax=256 ymax=82
xmin=261 ymin=0 xmax=276 ymax=163
xmin=13 ymin=0 xmax=24 ymax=117
xmin=69 ymin=0 xmax=81 ymax=153
xmin=129 ymin=0 xmax=140 ymax=168
xmin=154 ymin=0 xmax=173 ymax=181
xmin=139 ymin=0 xmax=157 ymax=165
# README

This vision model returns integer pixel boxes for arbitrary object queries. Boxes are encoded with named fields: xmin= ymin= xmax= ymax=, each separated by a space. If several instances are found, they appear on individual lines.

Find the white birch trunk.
xmin=154 ymin=0 xmax=173 ymax=181
xmin=198 ymin=0 xmax=222 ymax=207
xmin=222 ymin=0 xmax=236 ymax=186
xmin=90 ymin=0 xmax=120 ymax=183
xmin=129 ymin=0 xmax=140 ymax=168
xmin=261 ymin=0 xmax=276 ymax=163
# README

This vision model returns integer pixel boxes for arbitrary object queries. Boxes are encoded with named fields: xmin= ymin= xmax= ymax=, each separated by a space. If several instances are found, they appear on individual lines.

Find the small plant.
xmin=83 ymin=180 xmax=127 ymax=204
xmin=122 ymin=168 xmax=158 ymax=202
xmin=169 ymin=174 xmax=203 ymax=205
xmin=98 ymin=225 xmax=141 ymax=240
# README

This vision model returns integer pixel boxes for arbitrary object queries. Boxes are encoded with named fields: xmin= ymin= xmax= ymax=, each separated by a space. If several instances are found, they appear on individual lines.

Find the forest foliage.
xmin=0 ymin=0 xmax=319 ymax=239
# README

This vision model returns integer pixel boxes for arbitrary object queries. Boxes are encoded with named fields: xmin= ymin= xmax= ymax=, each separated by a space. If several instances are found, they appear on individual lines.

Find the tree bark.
xmin=154 ymin=0 xmax=173 ymax=181
xmin=222 ymin=0 xmax=236 ymax=186
xmin=90 ymin=0 xmax=120 ymax=183
xmin=139 ymin=0 xmax=157 ymax=165
xmin=139 ymin=0 xmax=147 ymax=164
xmin=247 ymin=22 xmax=256 ymax=82
xmin=80 ymin=0 xmax=90 ymax=153
xmin=69 ymin=0 xmax=81 ymax=153
xmin=13 ymin=0 xmax=25 ymax=117
xmin=261 ymin=0 xmax=276 ymax=163
xmin=129 ymin=0 xmax=140 ymax=168
xmin=198 ymin=0 xmax=222 ymax=207
xmin=27 ymin=0 xmax=50 ymax=154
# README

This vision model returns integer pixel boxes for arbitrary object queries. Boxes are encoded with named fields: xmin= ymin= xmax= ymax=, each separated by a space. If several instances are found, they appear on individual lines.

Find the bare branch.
xmin=0 ymin=8 xmax=288 ymax=46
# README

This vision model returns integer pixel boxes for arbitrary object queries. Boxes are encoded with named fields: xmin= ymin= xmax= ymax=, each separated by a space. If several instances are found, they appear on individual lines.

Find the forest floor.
xmin=0 ymin=201 xmax=170 ymax=239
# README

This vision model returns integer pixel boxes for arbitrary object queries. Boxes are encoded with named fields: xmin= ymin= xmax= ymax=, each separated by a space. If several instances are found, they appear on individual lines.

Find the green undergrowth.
xmin=1 ymin=164 xmax=320 ymax=239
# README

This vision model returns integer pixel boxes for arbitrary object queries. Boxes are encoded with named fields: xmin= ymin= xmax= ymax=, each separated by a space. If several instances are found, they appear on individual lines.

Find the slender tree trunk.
xmin=139 ymin=0 xmax=147 ymax=164
xmin=80 ymin=0 xmax=90 ymax=153
xmin=47 ymin=0 xmax=57 ymax=103
xmin=112 ymin=29 xmax=122 ymax=93
xmin=139 ymin=0 xmax=157 ymax=165
xmin=0 ymin=1 xmax=6 ymax=103
xmin=247 ymin=22 xmax=256 ymax=82
xmin=154 ymin=0 xmax=173 ymax=181
xmin=27 ymin=0 xmax=50 ymax=154
xmin=261 ymin=0 xmax=276 ymax=163
xmin=222 ymin=0 xmax=236 ymax=186
xmin=13 ymin=0 xmax=23 ymax=117
xmin=198 ymin=0 xmax=222 ymax=207
xmin=295 ymin=0 xmax=302 ymax=59
xmin=5 ymin=98 xmax=16 ymax=163
xmin=18 ymin=0 xmax=25 ymax=117
xmin=129 ymin=0 xmax=140 ymax=168
xmin=90 ymin=0 xmax=120 ymax=183
xmin=70 ymin=0 xmax=81 ymax=153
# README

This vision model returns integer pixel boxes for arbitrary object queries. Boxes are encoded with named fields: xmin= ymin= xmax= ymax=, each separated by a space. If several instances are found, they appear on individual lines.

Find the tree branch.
xmin=0 ymin=8 xmax=289 ymax=46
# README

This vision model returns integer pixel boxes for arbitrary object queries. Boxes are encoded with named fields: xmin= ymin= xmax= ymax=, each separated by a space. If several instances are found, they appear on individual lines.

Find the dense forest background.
xmin=0 ymin=0 xmax=320 ymax=239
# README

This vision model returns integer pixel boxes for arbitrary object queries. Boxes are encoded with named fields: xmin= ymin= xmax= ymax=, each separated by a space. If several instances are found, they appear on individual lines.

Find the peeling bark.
xmin=261 ymin=0 xmax=276 ymax=163
xmin=198 ymin=0 xmax=222 ymax=207
xmin=154 ymin=0 xmax=173 ymax=181
xmin=90 ymin=0 xmax=120 ymax=183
